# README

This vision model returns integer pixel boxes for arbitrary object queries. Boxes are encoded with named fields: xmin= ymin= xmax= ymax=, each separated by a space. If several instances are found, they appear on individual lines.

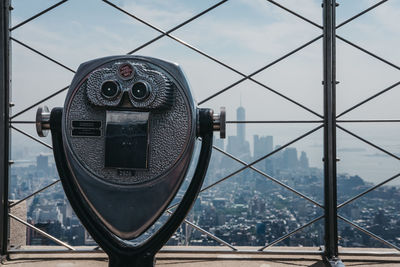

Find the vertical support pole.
xmin=0 ymin=0 xmax=10 ymax=258
xmin=323 ymin=0 xmax=343 ymax=266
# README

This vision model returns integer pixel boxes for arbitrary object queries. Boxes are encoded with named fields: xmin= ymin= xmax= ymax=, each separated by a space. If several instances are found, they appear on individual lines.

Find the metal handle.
xmin=36 ymin=106 xmax=51 ymax=137
xmin=213 ymin=107 xmax=226 ymax=139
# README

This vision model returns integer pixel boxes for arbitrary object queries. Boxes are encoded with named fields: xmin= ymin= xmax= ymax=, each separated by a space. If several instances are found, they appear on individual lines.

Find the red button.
xmin=118 ymin=63 xmax=134 ymax=79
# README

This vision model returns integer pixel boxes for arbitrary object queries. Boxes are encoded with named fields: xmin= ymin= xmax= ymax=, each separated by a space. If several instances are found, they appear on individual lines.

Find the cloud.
xmin=117 ymin=0 xmax=201 ymax=30
xmin=9 ymin=0 xmax=400 ymax=179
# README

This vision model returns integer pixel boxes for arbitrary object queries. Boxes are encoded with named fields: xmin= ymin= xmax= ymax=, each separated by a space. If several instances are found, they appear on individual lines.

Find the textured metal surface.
xmin=86 ymin=61 xmax=173 ymax=109
xmin=66 ymin=59 xmax=191 ymax=184
xmin=50 ymin=107 xmax=215 ymax=266
xmin=57 ymin=56 xmax=198 ymax=240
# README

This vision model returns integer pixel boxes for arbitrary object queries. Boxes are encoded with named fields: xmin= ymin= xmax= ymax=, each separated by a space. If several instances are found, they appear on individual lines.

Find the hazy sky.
xmin=9 ymin=0 xmax=400 ymax=184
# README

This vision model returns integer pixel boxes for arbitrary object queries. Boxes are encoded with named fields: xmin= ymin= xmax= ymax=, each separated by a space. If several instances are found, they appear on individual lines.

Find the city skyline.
xmin=9 ymin=106 xmax=400 ymax=248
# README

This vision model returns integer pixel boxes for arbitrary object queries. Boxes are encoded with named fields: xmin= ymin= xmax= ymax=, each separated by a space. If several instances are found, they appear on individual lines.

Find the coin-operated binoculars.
xmin=35 ymin=56 xmax=225 ymax=267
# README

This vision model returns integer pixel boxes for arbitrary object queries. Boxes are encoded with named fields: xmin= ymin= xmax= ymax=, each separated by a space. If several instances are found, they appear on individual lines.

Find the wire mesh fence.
xmin=1 ymin=0 xmax=399 ymax=257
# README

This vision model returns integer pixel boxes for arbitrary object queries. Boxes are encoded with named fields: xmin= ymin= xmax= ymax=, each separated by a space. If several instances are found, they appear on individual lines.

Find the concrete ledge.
xmin=2 ymin=246 xmax=400 ymax=267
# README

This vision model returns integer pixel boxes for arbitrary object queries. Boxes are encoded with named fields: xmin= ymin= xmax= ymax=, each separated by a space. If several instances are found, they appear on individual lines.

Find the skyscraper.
xmin=236 ymin=106 xmax=245 ymax=141
xmin=253 ymin=135 xmax=274 ymax=173
xmin=282 ymin=148 xmax=298 ymax=170
xmin=225 ymin=106 xmax=251 ymax=162
xmin=253 ymin=135 xmax=273 ymax=159
xmin=299 ymin=151 xmax=309 ymax=169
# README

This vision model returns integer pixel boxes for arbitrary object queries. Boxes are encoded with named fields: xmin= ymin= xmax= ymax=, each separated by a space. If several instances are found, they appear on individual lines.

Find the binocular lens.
xmin=131 ymin=82 xmax=150 ymax=101
xmin=101 ymin=81 xmax=120 ymax=99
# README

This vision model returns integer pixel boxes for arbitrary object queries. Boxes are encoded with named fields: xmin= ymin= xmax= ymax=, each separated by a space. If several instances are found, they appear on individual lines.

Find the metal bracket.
xmin=326 ymin=257 xmax=345 ymax=267
xmin=36 ymin=106 xmax=51 ymax=137
xmin=212 ymin=106 xmax=226 ymax=139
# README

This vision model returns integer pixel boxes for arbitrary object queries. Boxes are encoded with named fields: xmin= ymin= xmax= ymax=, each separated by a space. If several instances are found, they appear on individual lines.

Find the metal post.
xmin=322 ymin=0 xmax=343 ymax=266
xmin=0 ymin=0 xmax=10 ymax=258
